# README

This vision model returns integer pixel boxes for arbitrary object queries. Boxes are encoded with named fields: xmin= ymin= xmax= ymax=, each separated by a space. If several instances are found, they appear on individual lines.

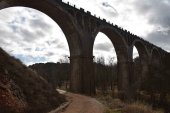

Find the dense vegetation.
xmin=29 ymin=54 xmax=170 ymax=112
xmin=0 ymin=48 xmax=65 ymax=113
xmin=29 ymin=62 xmax=70 ymax=89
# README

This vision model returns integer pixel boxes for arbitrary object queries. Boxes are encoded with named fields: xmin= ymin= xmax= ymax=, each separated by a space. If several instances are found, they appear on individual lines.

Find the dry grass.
xmin=122 ymin=102 xmax=164 ymax=113
xmin=97 ymin=93 xmax=164 ymax=113
xmin=97 ymin=95 xmax=125 ymax=109
xmin=103 ymin=102 xmax=164 ymax=113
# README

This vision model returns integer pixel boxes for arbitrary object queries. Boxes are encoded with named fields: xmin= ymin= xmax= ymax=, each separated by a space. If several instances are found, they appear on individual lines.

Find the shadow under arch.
xmin=131 ymin=40 xmax=149 ymax=91
xmin=0 ymin=0 xmax=82 ymax=56
xmin=151 ymin=47 xmax=162 ymax=66
xmin=131 ymin=39 xmax=149 ymax=61
xmin=0 ymin=0 xmax=84 ymax=93
xmin=93 ymin=26 xmax=131 ymax=99
xmin=93 ymin=32 xmax=117 ymax=94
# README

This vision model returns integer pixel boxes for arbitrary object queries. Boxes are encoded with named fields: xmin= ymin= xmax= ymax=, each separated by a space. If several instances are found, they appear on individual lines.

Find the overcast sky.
xmin=0 ymin=0 xmax=169 ymax=65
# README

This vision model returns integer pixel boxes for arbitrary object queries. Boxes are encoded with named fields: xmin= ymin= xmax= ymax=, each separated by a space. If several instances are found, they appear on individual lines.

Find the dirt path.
xmin=61 ymin=92 xmax=105 ymax=113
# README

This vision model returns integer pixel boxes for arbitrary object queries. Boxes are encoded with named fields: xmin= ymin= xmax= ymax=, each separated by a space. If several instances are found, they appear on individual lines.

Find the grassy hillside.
xmin=0 ymin=48 xmax=65 ymax=113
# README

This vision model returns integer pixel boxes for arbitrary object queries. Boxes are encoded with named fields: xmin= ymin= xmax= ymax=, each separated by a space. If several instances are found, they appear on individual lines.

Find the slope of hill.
xmin=0 ymin=48 xmax=65 ymax=113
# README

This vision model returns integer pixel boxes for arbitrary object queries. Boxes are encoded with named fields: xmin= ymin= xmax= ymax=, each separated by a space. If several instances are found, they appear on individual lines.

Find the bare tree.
xmin=58 ymin=55 xmax=70 ymax=63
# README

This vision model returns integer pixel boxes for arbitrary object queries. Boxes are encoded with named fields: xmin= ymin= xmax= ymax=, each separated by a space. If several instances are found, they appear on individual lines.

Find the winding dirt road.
xmin=60 ymin=91 xmax=105 ymax=113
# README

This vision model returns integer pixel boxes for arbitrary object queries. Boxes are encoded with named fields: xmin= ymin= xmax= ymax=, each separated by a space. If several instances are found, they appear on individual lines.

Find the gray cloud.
xmin=0 ymin=29 xmax=12 ymax=39
xmin=35 ymin=47 xmax=45 ymax=51
xmin=29 ymin=18 xmax=52 ymax=32
xmin=133 ymin=0 xmax=170 ymax=51
xmin=51 ymin=38 xmax=60 ymax=44
xmin=56 ymin=43 xmax=67 ymax=49
xmin=0 ymin=7 xmax=70 ymax=65
xmin=147 ymin=30 xmax=170 ymax=51
xmin=46 ymin=39 xmax=68 ymax=50
xmin=19 ymin=28 xmax=38 ymax=42
xmin=35 ymin=30 xmax=46 ymax=38
xmin=94 ymin=42 xmax=113 ymax=52
xmin=45 ymin=38 xmax=60 ymax=46
xmin=1 ymin=16 xmax=47 ymax=44
xmin=24 ymin=48 xmax=32 ymax=51
xmin=134 ymin=0 xmax=170 ymax=27
xmin=46 ymin=52 xmax=55 ymax=57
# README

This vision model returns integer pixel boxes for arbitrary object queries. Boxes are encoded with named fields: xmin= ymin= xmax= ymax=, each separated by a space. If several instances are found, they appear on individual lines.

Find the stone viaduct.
xmin=0 ymin=0 xmax=168 ymax=99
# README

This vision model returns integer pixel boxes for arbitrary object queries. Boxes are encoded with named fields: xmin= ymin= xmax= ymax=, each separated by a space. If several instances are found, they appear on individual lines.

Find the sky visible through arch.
xmin=0 ymin=0 xmax=170 ymax=65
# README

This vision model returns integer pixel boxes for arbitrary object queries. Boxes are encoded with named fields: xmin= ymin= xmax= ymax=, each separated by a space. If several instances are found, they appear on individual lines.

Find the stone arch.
xmin=130 ymin=39 xmax=149 ymax=91
xmin=0 ymin=0 xmax=83 ymax=93
xmin=131 ymin=39 xmax=149 ymax=61
xmin=0 ymin=0 xmax=82 ymax=56
xmin=93 ymin=26 xmax=128 ymax=62
xmin=93 ymin=25 xmax=131 ymax=99
xmin=93 ymin=32 xmax=116 ymax=63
